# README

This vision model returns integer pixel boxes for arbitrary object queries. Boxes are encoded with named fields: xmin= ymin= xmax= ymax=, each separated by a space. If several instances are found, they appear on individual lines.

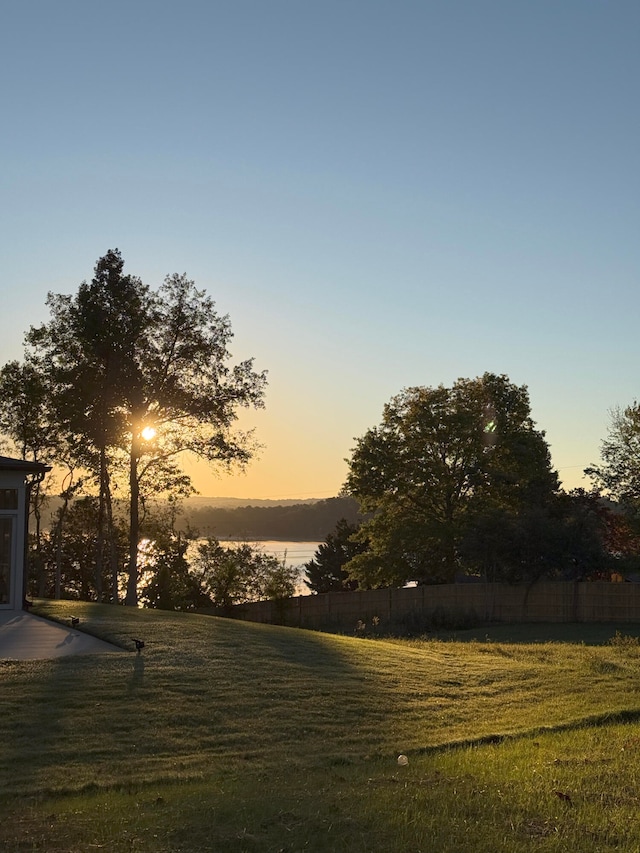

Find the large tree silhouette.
xmin=22 ymin=250 xmax=267 ymax=604
xmin=345 ymin=373 xmax=559 ymax=586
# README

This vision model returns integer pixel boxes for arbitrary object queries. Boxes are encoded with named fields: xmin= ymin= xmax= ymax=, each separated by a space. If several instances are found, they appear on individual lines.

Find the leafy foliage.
xmin=459 ymin=490 xmax=614 ymax=583
xmin=345 ymin=373 xmax=560 ymax=586
xmin=7 ymin=250 xmax=267 ymax=604
xmin=139 ymin=532 xmax=207 ymax=611
xmin=584 ymin=405 xmax=640 ymax=573
xmin=0 ymin=359 xmax=75 ymax=594
xmin=192 ymin=537 xmax=299 ymax=607
xmin=304 ymin=519 xmax=365 ymax=593
xmin=587 ymin=404 xmax=640 ymax=515
xmin=0 ymin=360 xmax=57 ymax=462
xmin=36 ymin=496 xmax=128 ymax=600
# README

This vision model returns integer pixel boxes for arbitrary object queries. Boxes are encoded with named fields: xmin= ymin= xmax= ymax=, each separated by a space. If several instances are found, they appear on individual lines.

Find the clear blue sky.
xmin=2 ymin=0 xmax=639 ymax=498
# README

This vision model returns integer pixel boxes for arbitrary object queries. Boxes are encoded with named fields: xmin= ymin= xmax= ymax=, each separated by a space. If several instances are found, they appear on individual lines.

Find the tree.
xmin=0 ymin=360 xmax=54 ymax=462
xmin=344 ymin=373 xmax=559 ymax=587
xmin=304 ymin=519 xmax=364 ymax=593
xmin=551 ymin=489 xmax=622 ymax=579
xmin=49 ymin=469 xmax=85 ymax=599
xmin=585 ymin=407 xmax=640 ymax=574
xmin=458 ymin=497 xmax=601 ymax=584
xmin=586 ymin=404 xmax=640 ymax=512
xmin=25 ymin=250 xmax=152 ymax=601
xmin=38 ymin=496 xmax=128 ymax=600
xmin=0 ymin=359 xmax=64 ymax=594
xmin=121 ymin=270 xmax=267 ymax=605
xmin=192 ymin=538 xmax=298 ymax=607
xmin=508 ymin=489 xmax=636 ymax=583
xmin=23 ymin=250 xmax=267 ymax=605
xmin=139 ymin=532 xmax=206 ymax=611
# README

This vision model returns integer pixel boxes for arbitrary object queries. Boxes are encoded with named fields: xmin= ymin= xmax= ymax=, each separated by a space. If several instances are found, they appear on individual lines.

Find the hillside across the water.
xmin=178 ymin=495 xmax=362 ymax=539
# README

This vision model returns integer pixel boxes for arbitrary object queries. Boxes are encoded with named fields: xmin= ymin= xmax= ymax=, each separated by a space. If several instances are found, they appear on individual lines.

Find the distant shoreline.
xmin=218 ymin=537 xmax=322 ymax=543
xmin=184 ymin=496 xmax=325 ymax=508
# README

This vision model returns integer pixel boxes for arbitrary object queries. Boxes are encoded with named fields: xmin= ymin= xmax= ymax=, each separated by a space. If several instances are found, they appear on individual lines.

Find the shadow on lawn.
xmin=0 ymin=610 xmax=380 ymax=800
xmin=436 ymin=621 xmax=640 ymax=646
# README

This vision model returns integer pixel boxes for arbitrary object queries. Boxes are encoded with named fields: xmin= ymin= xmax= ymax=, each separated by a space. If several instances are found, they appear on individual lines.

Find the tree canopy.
xmin=304 ymin=518 xmax=365 ymax=593
xmin=192 ymin=538 xmax=298 ymax=608
xmin=344 ymin=373 xmax=560 ymax=587
xmin=4 ymin=250 xmax=267 ymax=604
xmin=586 ymin=404 xmax=640 ymax=511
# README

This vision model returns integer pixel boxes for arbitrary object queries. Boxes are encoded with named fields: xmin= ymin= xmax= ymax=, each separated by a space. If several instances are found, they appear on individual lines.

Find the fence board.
xmin=200 ymin=581 xmax=640 ymax=631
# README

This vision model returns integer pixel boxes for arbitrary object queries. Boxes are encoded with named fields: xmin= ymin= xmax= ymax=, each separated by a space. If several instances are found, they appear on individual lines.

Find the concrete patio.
xmin=0 ymin=610 xmax=123 ymax=660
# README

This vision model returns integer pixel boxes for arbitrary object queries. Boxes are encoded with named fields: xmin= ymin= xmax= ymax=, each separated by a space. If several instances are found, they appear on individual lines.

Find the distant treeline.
xmin=178 ymin=496 xmax=362 ymax=541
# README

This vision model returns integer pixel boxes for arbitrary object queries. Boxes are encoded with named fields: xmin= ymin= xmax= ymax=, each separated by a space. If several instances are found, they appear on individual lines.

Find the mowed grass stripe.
xmin=0 ymin=601 xmax=638 ymax=800
xmin=6 ymin=715 xmax=640 ymax=851
xmin=2 ymin=602 xmax=640 ymax=851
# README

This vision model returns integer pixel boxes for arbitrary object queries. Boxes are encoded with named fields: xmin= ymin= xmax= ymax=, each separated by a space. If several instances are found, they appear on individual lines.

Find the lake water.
xmin=219 ymin=539 xmax=321 ymax=596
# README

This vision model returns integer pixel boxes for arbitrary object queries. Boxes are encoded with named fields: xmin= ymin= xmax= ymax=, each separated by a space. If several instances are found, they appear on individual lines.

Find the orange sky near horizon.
xmin=181 ymin=403 xmax=592 ymax=501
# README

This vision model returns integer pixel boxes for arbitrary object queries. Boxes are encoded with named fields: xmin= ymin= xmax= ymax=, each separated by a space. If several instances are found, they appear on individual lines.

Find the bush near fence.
xmin=200 ymin=581 xmax=640 ymax=632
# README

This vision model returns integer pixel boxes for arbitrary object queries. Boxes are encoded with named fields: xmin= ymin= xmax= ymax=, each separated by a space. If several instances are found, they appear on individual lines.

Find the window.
xmin=0 ymin=490 xmax=18 ymax=510
xmin=0 ymin=518 xmax=12 ymax=604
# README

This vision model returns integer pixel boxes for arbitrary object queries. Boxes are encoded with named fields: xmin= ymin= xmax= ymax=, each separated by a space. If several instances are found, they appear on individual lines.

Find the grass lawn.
xmin=2 ymin=602 xmax=640 ymax=851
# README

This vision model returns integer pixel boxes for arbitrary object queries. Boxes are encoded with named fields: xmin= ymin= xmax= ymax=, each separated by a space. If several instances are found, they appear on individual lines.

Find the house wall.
xmin=0 ymin=472 xmax=29 ymax=610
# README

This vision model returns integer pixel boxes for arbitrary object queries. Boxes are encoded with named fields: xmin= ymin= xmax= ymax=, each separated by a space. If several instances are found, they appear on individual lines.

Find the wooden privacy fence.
xmin=202 ymin=581 xmax=640 ymax=631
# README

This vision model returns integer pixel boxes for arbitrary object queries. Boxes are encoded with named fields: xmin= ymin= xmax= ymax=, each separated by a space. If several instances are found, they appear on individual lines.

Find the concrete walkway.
xmin=0 ymin=611 xmax=123 ymax=660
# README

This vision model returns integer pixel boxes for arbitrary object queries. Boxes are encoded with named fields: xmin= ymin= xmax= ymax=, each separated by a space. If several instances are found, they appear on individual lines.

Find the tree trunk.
xmin=104 ymin=472 xmax=119 ymax=603
xmin=95 ymin=447 xmax=107 ymax=602
xmin=32 ymin=482 xmax=46 ymax=597
xmin=53 ymin=471 xmax=74 ymax=600
xmin=125 ymin=437 xmax=140 ymax=606
xmin=53 ymin=504 xmax=67 ymax=600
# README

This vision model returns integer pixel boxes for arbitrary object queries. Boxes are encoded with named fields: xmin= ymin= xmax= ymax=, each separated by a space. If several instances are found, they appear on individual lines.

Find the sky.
xmin=2 ymin=0 xmax=639 ymax=500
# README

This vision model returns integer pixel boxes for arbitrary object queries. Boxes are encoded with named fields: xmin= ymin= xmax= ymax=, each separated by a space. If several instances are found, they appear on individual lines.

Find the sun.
xmin=141 ymin=426 xmax=157 ymax=441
